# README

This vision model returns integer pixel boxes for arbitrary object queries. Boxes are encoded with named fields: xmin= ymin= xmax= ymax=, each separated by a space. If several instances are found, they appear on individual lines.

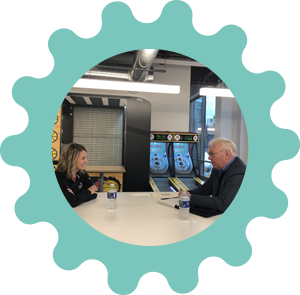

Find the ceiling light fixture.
xmin=73 ymin=78 xmax=180 ymax=94
xmin=199 ymin=87 xmax=234 ymax=98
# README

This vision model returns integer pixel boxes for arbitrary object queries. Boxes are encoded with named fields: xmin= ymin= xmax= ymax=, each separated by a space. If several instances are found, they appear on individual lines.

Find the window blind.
xmin=73 ymin=107 xmax=123 ymax=166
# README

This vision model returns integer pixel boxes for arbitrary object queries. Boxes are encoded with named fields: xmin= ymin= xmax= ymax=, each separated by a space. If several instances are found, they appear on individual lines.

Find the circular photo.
xmin=52 ymin=49 xmax=247 ymax=246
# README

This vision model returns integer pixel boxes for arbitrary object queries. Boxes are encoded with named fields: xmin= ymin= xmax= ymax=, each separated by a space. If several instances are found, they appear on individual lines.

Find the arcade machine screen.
xmin=150 ymin=142 xmax=169 ymax=175
xmin=173 ymin=142 xmax=193 ymax=175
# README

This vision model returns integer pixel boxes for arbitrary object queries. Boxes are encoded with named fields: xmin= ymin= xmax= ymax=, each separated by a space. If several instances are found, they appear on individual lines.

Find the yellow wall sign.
xmin=52 ymin=148 xmax=58 ymax=160
xmin=52 ymin=107 xmax=61 ymax=160
xmin=52 ymin=131 xmax=58 ymax=143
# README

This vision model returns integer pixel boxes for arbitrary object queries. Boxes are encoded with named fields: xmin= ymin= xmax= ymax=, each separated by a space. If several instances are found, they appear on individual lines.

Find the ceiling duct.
xmin=82 ymin=49 xmax=159 ymax=83
xmin=129 ymin=49 xmax=159 ymax=82
xmin=82 ymin=64 xmax=141 ymax=81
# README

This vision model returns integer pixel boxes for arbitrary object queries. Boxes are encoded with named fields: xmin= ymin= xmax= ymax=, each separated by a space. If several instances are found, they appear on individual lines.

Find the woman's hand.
xmin=67 ymin=188 xmax=75 ymax=195
xmin=88 ymin=185 xmax=98 ymax=195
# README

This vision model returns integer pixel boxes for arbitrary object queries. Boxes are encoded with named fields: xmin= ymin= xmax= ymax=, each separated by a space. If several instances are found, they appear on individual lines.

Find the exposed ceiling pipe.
xmin=82 ymin=49 xmax=159 ymax=83
xmin=129 ymin=49 xmax=159 ymax=82
xmin=82 ymin=64 xmax=138 ymax=81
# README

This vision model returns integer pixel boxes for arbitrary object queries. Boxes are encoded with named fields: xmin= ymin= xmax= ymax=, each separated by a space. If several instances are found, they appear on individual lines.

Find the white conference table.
xmin=74 ymin=192 xmax=222 ymax=246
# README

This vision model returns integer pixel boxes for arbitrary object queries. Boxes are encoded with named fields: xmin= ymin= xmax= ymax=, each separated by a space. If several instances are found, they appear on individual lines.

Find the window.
xmin=190 ymin=95 xmax=216 ymax=177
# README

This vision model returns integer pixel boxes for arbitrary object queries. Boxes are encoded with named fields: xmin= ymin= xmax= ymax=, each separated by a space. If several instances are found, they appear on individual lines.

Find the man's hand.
xmin=178 ymin=191 xmax=191 ymax=197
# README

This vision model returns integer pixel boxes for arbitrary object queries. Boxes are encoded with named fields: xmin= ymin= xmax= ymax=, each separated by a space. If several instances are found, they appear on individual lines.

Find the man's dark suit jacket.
xmin=189 ymin=157 xmax=246 ymax=213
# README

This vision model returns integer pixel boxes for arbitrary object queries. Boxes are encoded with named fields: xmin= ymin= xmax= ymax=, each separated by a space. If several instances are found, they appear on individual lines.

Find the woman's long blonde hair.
xmin=56 ymin=143 xmax=87 ymax=179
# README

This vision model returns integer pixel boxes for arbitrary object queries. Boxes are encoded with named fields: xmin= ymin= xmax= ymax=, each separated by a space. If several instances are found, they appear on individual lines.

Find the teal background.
xmin=1 ymin=1 xmax=299 ymax=294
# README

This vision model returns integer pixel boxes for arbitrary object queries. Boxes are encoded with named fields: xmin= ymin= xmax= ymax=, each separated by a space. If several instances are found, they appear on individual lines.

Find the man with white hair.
xmin=178 ymin=137 xmax=246 ymax=214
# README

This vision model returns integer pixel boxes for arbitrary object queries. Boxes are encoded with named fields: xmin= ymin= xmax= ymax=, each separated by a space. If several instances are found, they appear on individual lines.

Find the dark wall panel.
xmin=61 ymin=104 xmax=74 ymax=145
xmin=123 ymin=98 xmax=151 ymax=192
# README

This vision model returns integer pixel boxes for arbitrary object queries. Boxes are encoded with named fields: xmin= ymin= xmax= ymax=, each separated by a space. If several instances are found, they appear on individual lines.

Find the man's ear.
xmin=225 ymin=150 xmax=232 ymax=159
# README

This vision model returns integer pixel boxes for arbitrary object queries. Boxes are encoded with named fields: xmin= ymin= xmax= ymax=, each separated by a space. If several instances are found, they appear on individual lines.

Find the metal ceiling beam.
xmin=153 ymin=58 xmax=205 ymax=67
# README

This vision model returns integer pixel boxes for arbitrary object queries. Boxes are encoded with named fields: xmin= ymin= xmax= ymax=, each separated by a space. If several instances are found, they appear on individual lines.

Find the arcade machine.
xmin=149 ymin=131 xmax=175 ymax=192
xmin=168 ymin=132 xmax=205 ymax=191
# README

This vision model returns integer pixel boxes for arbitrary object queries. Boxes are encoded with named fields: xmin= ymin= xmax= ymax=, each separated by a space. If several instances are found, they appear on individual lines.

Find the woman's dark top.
xmin=55 ymin=171 xmax=97 ymax=208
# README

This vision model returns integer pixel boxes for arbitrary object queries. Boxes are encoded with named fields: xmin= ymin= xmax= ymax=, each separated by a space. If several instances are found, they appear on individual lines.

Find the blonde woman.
xmin=55 ymin=143 xmax=98 ymax=207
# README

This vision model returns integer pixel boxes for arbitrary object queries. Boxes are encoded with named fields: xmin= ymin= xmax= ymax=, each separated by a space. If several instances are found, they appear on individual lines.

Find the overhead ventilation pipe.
xmin=129 ymin=49 xmax=159 ymax=82
xmin=82 ymin=49 xmax=159 ymax=83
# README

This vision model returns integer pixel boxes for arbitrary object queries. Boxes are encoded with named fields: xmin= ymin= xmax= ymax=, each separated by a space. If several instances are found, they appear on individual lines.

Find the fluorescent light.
xmin=73 ymin=78 xmax=180 ymax=94
xmin=198 ymin=128 xmax=215 ymax=131
xmin=200 ymin=87 xmax=234 ymax=98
